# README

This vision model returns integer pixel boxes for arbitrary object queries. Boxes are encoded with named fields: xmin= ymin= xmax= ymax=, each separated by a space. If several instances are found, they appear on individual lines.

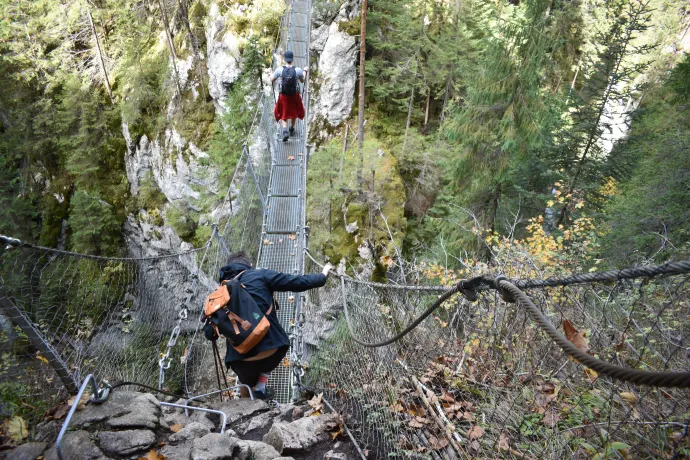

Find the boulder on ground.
xmin=169 ymin=421 xmax=211 ymax=443
xmin=191 ymin=432 xmax=238 ymax=460
xmin=42 ymin=430 xmax=108 ymax=460
xmin=6 ymin=442 xmax=48 ymax=460
xmin=98 ymin=429 xmax=156 ymax=456
xmin=263 ymin=413 xmax=341 ymax=453
xmin=216 ymin=398 xmax=268 ymax=424
xmin=72 ymin=391 xmax=161 ymax=430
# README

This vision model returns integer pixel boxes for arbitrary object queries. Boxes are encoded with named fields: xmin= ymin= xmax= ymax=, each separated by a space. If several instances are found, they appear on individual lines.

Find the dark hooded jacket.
xmin=214 ymin=262 xmax=326 ymax=365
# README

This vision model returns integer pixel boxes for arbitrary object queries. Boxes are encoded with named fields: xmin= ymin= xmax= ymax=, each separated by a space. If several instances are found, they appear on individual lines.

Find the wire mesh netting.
xmin=0 ymin=108 xmax=274 ymax=419
xmin=302 ymin=254 xmax=690 ymax=459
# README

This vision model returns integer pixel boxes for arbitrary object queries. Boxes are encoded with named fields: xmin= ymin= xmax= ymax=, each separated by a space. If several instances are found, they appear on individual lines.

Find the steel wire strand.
xmin=0 ymin=235 xmax=208 ymax=261
xmin=339 ymin=276 xmax=461 ymax=348
xmin=498 ymin=280 xmax=690 ymax=388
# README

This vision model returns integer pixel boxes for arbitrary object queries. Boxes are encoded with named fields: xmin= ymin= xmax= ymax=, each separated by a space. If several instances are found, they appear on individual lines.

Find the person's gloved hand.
xmin=322 ymin=262 xmax=333 ymax=277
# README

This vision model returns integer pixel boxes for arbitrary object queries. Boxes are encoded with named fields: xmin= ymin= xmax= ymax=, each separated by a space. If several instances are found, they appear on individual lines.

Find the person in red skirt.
xmin=271 ymin=50 xmax=308 ymax=142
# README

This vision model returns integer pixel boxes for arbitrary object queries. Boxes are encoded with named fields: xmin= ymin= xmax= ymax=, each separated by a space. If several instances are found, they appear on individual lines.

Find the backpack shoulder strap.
xmin=221 ymin=270 xmax=247 ymax=286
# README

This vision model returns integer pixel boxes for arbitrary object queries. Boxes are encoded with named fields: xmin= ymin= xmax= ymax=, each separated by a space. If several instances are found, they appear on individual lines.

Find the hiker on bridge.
xmin=206 ymin=252 xmax=332 ymax=399
xmin=272 ymin=50 xmax=308 ymax=142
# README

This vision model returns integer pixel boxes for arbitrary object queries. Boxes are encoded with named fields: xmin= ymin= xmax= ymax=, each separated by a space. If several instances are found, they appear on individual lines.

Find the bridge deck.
xmin=257 ymin=0 xmax=311 ymax=403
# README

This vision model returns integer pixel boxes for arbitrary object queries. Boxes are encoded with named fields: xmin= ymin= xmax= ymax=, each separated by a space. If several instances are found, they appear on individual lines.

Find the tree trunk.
xmin=176 ymin=0 xmax=207 ymax=98
xmin=356 ymin=0 xmax=368 ymax=191
xmin=86 ymin=7 xmax=114 ymax=105
xmin=158 ymin=0 xmax=183 ymax=97
xmin=177 ymin=0 xmax=199 ymax=56
xmin=339 ymin=123 xmax=349 ymax=184
xmin=423 ymin=87 xmax=431 ymax=131
xmin=401 ymin=86 xmax=415 ymax=156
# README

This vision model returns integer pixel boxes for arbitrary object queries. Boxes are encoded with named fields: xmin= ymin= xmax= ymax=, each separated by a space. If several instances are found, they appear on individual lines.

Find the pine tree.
xmin=555 ymin=0 xmax=655 ymax=225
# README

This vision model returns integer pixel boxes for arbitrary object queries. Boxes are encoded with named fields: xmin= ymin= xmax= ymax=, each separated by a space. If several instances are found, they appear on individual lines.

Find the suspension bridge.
xmin=1 ymin=0 xmax=690 ymax=457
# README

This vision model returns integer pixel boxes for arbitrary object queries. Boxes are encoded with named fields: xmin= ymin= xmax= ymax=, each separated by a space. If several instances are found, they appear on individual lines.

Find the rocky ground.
xmin=2 ymin=391 xmax=358 ymax=460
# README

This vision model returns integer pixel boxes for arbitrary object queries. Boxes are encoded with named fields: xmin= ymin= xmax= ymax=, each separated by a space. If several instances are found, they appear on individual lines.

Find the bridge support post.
xmin=0 ymin=295 xmax=79 ymax=394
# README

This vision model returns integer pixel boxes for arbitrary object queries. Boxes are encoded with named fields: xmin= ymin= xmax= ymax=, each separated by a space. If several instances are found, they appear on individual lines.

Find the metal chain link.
xmin=158 ymin=227 xmax=217 ymax=390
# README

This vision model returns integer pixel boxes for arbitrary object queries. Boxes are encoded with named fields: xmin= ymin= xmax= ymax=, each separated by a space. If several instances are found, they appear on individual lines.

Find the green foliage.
xmin=119 ymin=52 xmax=170 ymax=141
xmin=137 ymin=172 xmax=168 ymax=211
xmin=307 ymin=129 xmax=407 ymax=268
xmin=68 ymin=190 xmax=122 ymax=256
xmin=600 ymin=57 xmax=690 ymax=262
xmin=207 ymin=36 xmax=265 ymax=187
xmin=166 ymin=203 xmax=197 ymax=242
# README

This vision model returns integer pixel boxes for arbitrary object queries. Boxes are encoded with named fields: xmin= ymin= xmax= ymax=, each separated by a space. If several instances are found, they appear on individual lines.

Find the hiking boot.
xmin=282 ymin=128 xmax=289 ymax=142
xmin=289 ymin=127 xmax=295 ymax=136
xmin=253 ymin=387 xmax=275 ymax=400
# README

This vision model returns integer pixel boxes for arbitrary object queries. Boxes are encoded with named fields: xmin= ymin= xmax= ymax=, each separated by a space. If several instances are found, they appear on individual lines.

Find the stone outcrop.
xmin=308 ymin=0 xmax=359 ymax=143
xmin=8 ymin=391 xmax=355 ymax=459
xmin=206 ymin=3 xmax=242 ymax=107
xmin=263 ymin=413 xmax=341 ymax=454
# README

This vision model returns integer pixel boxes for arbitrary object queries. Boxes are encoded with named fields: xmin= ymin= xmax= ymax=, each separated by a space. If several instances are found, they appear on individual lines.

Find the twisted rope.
xmin=334 ymin=257 xmax=690 ymax=387
xmin=499 ymin=280 xmax=690 ymax=388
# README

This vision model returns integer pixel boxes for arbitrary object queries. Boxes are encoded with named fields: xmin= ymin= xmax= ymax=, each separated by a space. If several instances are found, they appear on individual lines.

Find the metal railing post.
xmin=56 ymin=375 xmax=110 ymax=460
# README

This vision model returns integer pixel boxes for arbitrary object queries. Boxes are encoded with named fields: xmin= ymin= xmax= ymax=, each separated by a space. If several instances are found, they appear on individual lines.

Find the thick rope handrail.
xmin=307 ymin=250 xmax=690 ymax=293
xmin=0 ymin=235 xmax=209 ymax=262
xmin=498 ymin=279 xmax=690 ymax=388
xmin=334 ymin=257 xmax=690 ymax=387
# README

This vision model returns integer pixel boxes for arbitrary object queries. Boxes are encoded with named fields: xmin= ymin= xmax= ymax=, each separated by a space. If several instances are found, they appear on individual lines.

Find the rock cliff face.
xmin=122 ymin=0 xmax=245 ymax=256
xmin=308 ymin=1 xmax=358 ymax=143
xmin=7 ymin=391 xmax=356 ymax=460
xmin=206 ymin=2 xmax=242 ymax=109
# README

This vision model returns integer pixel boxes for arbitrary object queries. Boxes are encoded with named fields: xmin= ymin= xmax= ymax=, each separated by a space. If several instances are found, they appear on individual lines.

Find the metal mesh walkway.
xmin=257 ymin=0 xmax=312 ymax=403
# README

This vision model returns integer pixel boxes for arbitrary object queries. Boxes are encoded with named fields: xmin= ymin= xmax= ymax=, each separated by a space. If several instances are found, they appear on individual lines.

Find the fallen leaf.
xmin=584 ymin=368 xmax=599 ymax=384
xmin=52 ymin=404 xmax=70 ymax=420
xmin=390 ymin=402 xmax=404 ymax=413
xmin=440 ymin=391 xmax=455 ymax=403
xmin=414 ymin=416 xmax=428 ymax=423
xmin=330 ymin=427 xmax=344 ymax=440
xmin=380 ymin=255 xmax=393 ymax=267
xmin=613 ymin=335 xmax=628 ymax=351
xmin=281 ymin=356 xmax=290 ymax=367
xmin=138 ymin=450 xmax=168 ymax=460
xmin=329 ymin=383 xmax=337 ymax=389
xmin=542 ymin=409 xmax=561 ymax=428
xmin=288 ymin=234 xmax=296 ymax=240
xmin=408 ymin=419 xmax=424 ymax=428
xmin=498 ymin=432 xmax=510 ymax=451
xmin=36 ymin=352 xmax=49 ymax=364
xmin=469 ymin=440 xmax=481 ymax=451
xmin=169 ymin=423 xmax=184 ymax=433
xmin=562 ymin=319 xmax=589 ymax=354
xmin=468 ymin=425 xmax=484 ymax=440
xmin=427 ymin=434 xmax=449 ymax=451
xmin=287 ymin=155 xmax=295 ymax=160
xmin=462 ymin=411 xmax=476 ymax=422
xmin=7 ymin=416 xmax=28 ymax=442
xmin=308 ymin=393 xmax=324 ymax=412
xmin=67 ymin=392 xmax=90 ymax=411
xmin=619 ymin=392 xmax=638 ymax=405
xmin=263 ymin=239 xmax=272 ymax=245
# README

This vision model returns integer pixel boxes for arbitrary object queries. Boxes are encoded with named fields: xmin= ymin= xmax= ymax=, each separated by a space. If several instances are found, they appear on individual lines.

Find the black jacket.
xmin=216 ymin=262 xmax=326 ymax=365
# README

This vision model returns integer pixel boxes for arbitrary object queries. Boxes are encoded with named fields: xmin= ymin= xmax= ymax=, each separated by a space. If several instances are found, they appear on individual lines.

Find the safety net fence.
xmin=0 ymin=92 xmax=272 ymax=423
xmin=301 ymin=252 xmax=690 ymax=459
